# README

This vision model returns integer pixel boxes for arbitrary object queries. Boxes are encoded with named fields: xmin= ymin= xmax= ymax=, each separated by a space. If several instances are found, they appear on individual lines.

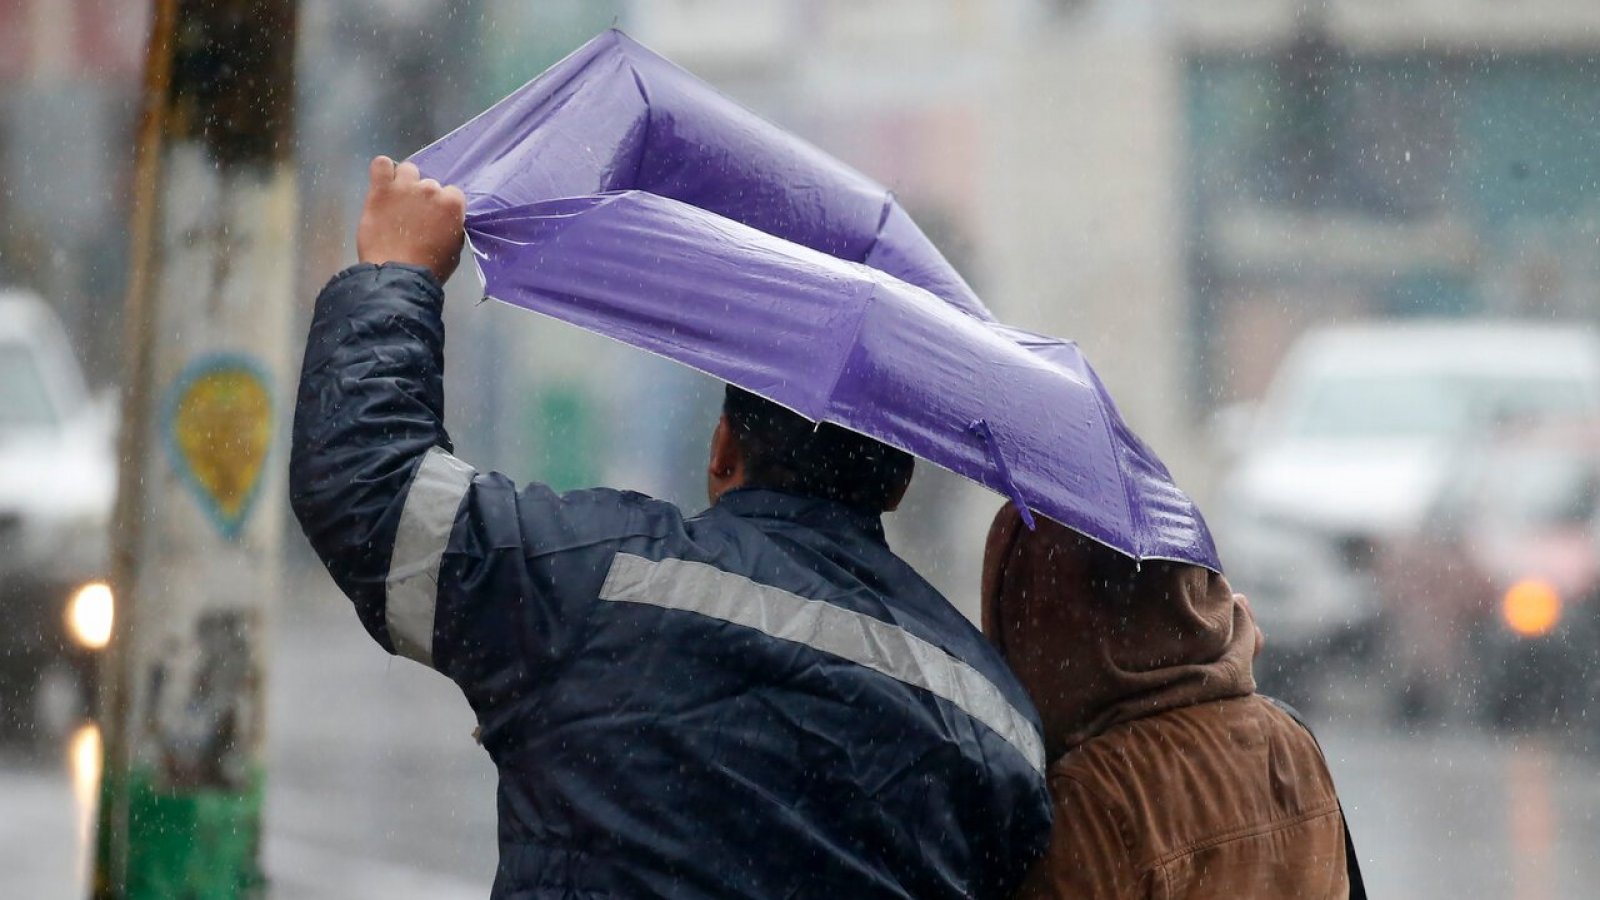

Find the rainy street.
xmin=2 ymin=564 xmax=1599 ymax=898
xmin=4 ymin=567 xmax=496 ymax=900
xmin=10 ymin=1 xmax=1600 ymax=896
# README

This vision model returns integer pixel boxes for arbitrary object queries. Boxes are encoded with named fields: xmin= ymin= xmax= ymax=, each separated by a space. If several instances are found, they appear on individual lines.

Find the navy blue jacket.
xmin=290 ymin=263 xmax=1052 ymax=898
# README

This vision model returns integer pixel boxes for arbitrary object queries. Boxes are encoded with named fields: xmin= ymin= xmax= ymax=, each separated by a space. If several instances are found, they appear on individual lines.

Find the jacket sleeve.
xmin=291 ymin=262 xmax=449 ymax=656
xmin=288 ymin=263 xmax=645 ymax=713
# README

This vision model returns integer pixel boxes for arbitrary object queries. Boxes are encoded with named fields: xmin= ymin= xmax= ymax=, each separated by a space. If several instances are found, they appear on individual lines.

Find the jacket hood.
xmin=982 ymin=505 xmax=1255 ymax=762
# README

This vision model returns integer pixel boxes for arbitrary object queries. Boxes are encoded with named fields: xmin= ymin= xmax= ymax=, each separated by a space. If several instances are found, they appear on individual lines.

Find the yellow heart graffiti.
xmin=169 ymin=360 xmax=273 ymax=536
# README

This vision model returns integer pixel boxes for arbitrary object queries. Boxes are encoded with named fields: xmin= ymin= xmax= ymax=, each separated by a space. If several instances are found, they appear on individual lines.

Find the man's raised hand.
xmin=356 ymin=155 xmax=467 ymax=285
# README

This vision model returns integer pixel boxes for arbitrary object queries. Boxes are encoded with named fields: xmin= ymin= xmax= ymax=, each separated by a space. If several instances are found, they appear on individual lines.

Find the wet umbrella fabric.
xmin=411 ymin=29 xmax=988 ymax=322
xmin=411 ymin=30 xmax=1221 ymax=571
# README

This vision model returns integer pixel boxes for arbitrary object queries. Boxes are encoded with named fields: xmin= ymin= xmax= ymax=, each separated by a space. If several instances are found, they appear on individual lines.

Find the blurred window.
xmin=1282 ymin=375 xmax=1588 ymax=440
xmin=1478 ymin=449 xmax=1600 ymax=526
xmin=0 ymin=342 xmax=59 ymax=430
xmin=1486 ymin=379 xmax=1590 ymax=428
xmin=1284 ymin=375 xmax=1467 ymax=439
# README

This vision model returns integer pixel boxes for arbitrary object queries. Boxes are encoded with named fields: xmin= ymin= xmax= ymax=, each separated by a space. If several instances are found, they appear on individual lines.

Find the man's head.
xmin=707 ymin=386 xmax=914 ymax=513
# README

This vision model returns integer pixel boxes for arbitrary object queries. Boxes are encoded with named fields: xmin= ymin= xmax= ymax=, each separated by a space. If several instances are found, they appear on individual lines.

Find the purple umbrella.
xmin=412 ymin=31 xmax=1220 ymax=570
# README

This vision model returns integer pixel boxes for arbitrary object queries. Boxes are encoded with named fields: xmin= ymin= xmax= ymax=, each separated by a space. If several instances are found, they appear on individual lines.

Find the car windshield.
xmin=0 ymin=342 xmax=59 ymax=431
xmin=1477 ymin=447 xmax=1600 ymax=526
xmin=1280 ymin=373 xmax=1590 ymax=440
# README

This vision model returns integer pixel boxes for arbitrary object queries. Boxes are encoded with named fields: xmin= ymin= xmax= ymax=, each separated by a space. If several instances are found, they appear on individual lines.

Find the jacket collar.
xmin=710 ymin=488 xmax=889 ymax=547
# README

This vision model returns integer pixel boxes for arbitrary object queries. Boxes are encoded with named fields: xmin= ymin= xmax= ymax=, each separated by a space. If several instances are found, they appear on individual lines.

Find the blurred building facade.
xmin=0 ymin=0 xmax=147 ymax=383
xmin=628 ymin=0 xmax=1192 ymax=442
xmin=6 ymin=0 xmax=1600 ymax=601
xmin=1177 ymin=0 xmax=1600 ymax=403
xmin=619 ymin=0 xmax=1600 ymax=598
xmin=626 ymin=0 xmax=1600 ymax=456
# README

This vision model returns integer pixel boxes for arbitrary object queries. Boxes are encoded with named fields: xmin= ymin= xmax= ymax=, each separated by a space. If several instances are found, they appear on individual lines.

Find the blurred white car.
xmin=0 ymin=289 xmax=116 ymax=743
xmin=1213 ymin=320 xmax=1600 ymax=697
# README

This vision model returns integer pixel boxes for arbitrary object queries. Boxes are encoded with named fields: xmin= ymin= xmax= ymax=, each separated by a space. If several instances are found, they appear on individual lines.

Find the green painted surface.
xmin=1187 ymin=53 xmax=1600 ymax=236
xmin=1379 ymin=271 xmax=1478 ymax=318
xmin=95 ymin=764 xmax=265 ymax=899
xmin=476 ymin=0 xmax=623 ymax=105
xmin=1184 ymin=50 xmax=1600 ymax=395
xmin=528 ymin=383 xmax=599 ymax=491
xmin=1457 ymin=58 xmax=1600 ymax=228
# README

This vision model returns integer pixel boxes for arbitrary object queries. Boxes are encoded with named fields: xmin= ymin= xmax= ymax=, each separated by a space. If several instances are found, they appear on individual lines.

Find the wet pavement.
xmin=1322 ymin=718 xmax=1600 ymax=898
xmin=7 ymin=569 xmax=1600 ymax=898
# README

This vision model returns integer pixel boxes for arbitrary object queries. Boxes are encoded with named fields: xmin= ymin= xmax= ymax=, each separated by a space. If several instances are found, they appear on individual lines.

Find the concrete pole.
xmin=94 ymin=1 xmax=297 ymax=896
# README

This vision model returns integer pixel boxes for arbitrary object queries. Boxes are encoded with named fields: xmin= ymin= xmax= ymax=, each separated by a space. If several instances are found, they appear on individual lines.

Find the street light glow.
xmin=67 ymin=581 xmax=114 ymax=650
xmin=1502 ymin=579 xmax=1561 ymax=638
xmin=71 ymin=723 xmax=102 ymax=892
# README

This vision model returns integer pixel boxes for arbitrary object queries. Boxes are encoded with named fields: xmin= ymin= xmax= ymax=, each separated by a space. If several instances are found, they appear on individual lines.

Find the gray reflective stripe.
xmin=599 ymin=552 xmax=1045 ymax=774
xmin=385 ymin=447 xmax=476 ymax=667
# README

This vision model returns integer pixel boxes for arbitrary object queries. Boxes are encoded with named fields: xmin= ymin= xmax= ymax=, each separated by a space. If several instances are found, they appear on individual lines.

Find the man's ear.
xmin=707 ymin=415 xmax=747 ymax=504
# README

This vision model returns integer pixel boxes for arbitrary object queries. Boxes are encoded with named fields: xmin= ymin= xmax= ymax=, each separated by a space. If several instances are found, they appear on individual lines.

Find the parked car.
xmin=0 ymin=290 xmax=116 ymax=744
xmin=1378 ymin=422 xmax=1600 ymax=729
xmin=1212 ymin=320 xmax=1600 ymax=703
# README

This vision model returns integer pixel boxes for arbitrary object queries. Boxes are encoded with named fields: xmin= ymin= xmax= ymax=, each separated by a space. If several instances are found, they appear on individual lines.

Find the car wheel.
xmin=33 ymin=663 xmax=88 ymax=746
xmin=1475 ymin=668 xmax=1532 ymax=733
xmin=0 ymin=663 xmax=88 ymax=755
xmin=1391 ymin=675 xmax=1444 ymax=728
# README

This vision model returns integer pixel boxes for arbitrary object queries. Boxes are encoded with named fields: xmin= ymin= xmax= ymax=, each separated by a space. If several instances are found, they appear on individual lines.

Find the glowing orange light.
xmin=66 ymin=581 xmax=114 ymax=650
xmin=70 ymin=723 xmax=102 ymax=891
xmin=1502 ymin=579 xmax=1561 ymax=638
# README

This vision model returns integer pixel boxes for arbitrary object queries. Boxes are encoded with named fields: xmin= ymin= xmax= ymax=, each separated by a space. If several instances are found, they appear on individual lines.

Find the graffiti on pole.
xmin=145 ymin=610 xmax=259 ymax=791
xmin=162 ymin=353 xmax=274 ymax=540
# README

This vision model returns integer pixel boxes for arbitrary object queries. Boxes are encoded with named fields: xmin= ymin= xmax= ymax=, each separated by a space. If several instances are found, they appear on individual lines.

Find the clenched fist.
xmin=356 ymin=155 xmax=467 ymax=285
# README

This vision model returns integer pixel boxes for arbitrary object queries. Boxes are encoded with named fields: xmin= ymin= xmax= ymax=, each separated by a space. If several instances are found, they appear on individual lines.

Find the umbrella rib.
xmin=1085 ymin=374 xmax=1143 ymax=559
xmin=857 ymin=193 xmax=895 ymax=271
xmin=627 ymin=60 xmax=654 ymax=189
xmin=817 ymin=281 xmax=878 ymax=423
xmin=968 ymin=419 xmax=1036 ymax=531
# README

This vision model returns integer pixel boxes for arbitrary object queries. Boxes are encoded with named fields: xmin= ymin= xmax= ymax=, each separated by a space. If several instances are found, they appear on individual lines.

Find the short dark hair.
xmin=723 ymin=386 xmax=914 ymax=512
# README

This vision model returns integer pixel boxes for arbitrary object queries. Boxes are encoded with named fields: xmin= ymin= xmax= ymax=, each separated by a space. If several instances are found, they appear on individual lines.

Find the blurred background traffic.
xmin=5 ymin=0 xmax=1600 ymax=896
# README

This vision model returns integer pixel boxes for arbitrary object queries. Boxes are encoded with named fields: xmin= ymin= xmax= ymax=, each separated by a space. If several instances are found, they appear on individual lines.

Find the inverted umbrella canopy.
xmin=412 ymin=29 xmax=988 ymax=321
xmin=412 ymin=31 xmax=1221 ymax=571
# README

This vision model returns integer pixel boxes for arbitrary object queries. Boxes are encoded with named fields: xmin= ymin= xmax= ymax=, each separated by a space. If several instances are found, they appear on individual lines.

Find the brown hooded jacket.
xmin=983 ymin=507 xmax=1349 ymax=899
